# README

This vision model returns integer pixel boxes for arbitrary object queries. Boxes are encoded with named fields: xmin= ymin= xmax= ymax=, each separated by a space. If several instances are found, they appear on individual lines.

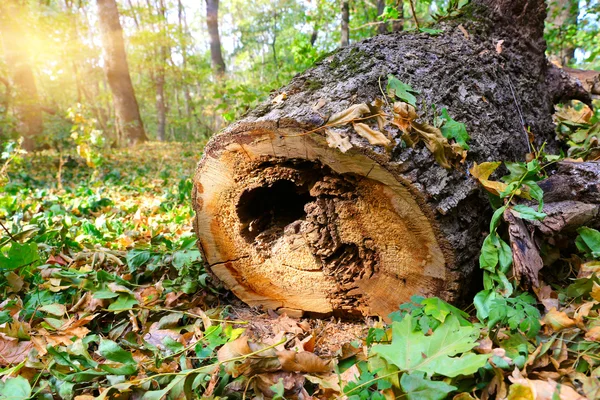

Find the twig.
xmin=351 ymin=18 xmax=404 ymax=31
xmin=0 ymin=220 xmax=16 ymax=242
xmin=408 ymin=0 xmax=419 ymax=29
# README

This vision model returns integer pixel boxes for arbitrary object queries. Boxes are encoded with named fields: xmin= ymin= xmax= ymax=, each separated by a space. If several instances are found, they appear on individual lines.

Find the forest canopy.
xmin=0 ymin=0 xmax=598 ymax=150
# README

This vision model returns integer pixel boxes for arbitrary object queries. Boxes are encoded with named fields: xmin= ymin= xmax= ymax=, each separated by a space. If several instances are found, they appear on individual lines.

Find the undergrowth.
xmin=1 ymin=100 xmax=600 ymax=400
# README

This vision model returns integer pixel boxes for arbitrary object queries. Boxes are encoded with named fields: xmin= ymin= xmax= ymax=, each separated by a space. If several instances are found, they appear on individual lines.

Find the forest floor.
xmin=1 ymin=135 xmax=599 ymax=399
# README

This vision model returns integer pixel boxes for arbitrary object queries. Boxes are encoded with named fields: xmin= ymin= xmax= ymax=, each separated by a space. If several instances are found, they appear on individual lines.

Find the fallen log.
xmin=192 ymin=0 xmax=594 ymax=318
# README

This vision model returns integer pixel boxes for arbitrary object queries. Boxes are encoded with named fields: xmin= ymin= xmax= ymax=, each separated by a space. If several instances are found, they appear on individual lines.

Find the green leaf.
xmin=502 ymin=162 xmax=528 ymax=184
xmin=387 ymin=74 xmax=419 ymax=107
xmin=523 ymin=181 xmax=544 ymax=211
xmin=107 ymin=294 xmax=138 ymax=312
xmin=400 ymin=371 xmax=456 ymax=400
xmin=439 ymin=108 xmax=470 ymax=150
xmin=99 ymin=363 xmax=137 ymax=375
xmin=0 ymin=243 xmax=40 ymax=271
xmin=0 ymin=377 xmax=31 ymax=400
xmin=511 ymin=205 xmax=546 ymax=221
xmin=141 ymin=375 xmax=185 ymax=400
xmin=473 ymin=289 xmax=497 ymax=321
xmin=577 ymin=227 xmax=600 ymax=258
xmin=490 ymin=206 xmax=506 ymax=232
xmin=126 ymin=250 xmax=152 ymax=271
xmin=371 ymin=314 xmax=487 ymax=378
xmin=497 ymin=238 xmax=513 ymax=274
xmin=479 ymin=234 xmax=499 ymax=272
xmin=270 ymin=378 xmax=285 ymax=400
xmin=98 ymin=339 xmax=136 ymax=364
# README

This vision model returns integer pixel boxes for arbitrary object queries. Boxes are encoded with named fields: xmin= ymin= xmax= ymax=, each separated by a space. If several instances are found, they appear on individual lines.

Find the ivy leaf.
xmin=387 ymin=74 xmax=419 ymax=107
xmin=371 ymin=314 xmax=487 ymax=378
xmin=439 ymin=108 xmax=470 ymax=150
xmin=400 ymin=371 xmax=456 ymax=400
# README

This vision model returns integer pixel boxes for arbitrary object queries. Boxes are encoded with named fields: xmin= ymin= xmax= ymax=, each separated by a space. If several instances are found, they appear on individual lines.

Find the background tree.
xmin=0 ymin=1 xmax=43 ymax=151
xmin=206 ymin=0 xmax=226 ymax=77
xmin=97 ymin=0 xmax=147 ymax=146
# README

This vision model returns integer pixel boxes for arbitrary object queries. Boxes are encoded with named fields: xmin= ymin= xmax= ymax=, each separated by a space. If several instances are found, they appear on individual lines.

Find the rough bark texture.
xmin=97 ymin=0 xmax=147 ymax=146
xmin=0 ymin=0 xmax=43 ymax=151
xmin=193 ymin=0 xmax=591 ymax=318
xmin=206 ymin=0 xmax=226 ymax=76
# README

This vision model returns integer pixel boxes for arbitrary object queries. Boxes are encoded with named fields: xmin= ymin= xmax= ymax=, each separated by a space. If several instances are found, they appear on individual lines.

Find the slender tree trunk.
xmin=548 ymin=0 xmax=578 ymax=66
xmin=155 ymin=0 xmax=168 ymax=141
xmin=0 ymin=1 xmax=43 ymax=151
xmin=192 ymin=0 xmax=590 ymax=318
xmin=96 ymin=0 xmax=147 ymax=146
xmin=376 ymin=0 xmax=387 ymax=34
xmin=341 ymin=0 xmax=350 ymax=47
xmin=177 ymin=0 xmax=194 ymax=131
xmin=206 ymin=0 xmax=226 ymax=77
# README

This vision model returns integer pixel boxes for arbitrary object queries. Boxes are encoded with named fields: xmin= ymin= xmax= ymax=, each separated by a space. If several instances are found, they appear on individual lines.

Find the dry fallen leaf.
xmin=410 ymin=121 xmax=452 ymax=169
xmin=496 ymin=40 xmax=504 ymax=54
xmin=325 ymin=129 xmax=352 ymax=153
xmin=277 ymin=349 xmax=332 ymax=373
xmin=584 ymin=326 xmax=600 ymax=342
xmin=272 ymin=92 xmax=287 ymax=105
xmin=0 ymin=333 xmax=33 ymax=366
xmin=542 ymin=308 xmax=576 ymax=331
xmin=352 ymin=123 xmax=391 ymax=146
xmin=328 ymin=103 xmax=370 ymax=126
xmin=470 ymin=162 xmax=512 ymax=196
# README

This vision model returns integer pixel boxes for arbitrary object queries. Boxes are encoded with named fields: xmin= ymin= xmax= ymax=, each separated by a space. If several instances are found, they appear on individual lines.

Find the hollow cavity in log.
xmin=193 ymin=128 xmax=451 ymax=317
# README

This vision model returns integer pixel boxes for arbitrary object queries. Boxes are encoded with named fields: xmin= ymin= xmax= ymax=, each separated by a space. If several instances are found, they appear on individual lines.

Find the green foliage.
xmin=400 ymin=371 xmax=456 ymax=400
xmin=371 ymin=314 xmax=488 ymax=378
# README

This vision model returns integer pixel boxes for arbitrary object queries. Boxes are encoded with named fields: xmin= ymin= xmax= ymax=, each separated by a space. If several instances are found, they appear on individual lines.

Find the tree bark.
xmin=0 ymin=1 xmax=44 ymax=151
xmin=206 ymin=0 xmax=226 ymax=77
xmin=341 ymin=0 xmax=350 ymax=47
xmin=96 ymin=0 xmax=147 ymax=146
xmin=192 ymin=0 xmax=591 ymax=318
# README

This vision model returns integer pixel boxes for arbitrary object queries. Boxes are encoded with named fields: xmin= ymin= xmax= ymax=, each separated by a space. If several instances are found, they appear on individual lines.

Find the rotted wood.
xmin=192 ymin=0 xmax=589 ymax=318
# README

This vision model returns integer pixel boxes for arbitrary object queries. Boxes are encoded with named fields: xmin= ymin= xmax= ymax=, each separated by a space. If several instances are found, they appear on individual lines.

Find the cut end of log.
xmin=193 ymin=125 xmax=454 ymax=318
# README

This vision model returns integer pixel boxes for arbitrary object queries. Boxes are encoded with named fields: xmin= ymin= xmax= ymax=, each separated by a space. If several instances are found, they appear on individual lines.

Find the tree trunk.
xmin=155 ymin=0 xmax=168 ymax=142
xmin=0 ymin=1 xmax=43 ymax=151
xmin=96 ymin=0 xmax=147 ymax=146
xmin=192 ymin=0 xmax=590 ymax=318
xmin=341 ymin=0 xmax=350 ymax=47
xmin=206 ymin=0 xmax=226 ymax=77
